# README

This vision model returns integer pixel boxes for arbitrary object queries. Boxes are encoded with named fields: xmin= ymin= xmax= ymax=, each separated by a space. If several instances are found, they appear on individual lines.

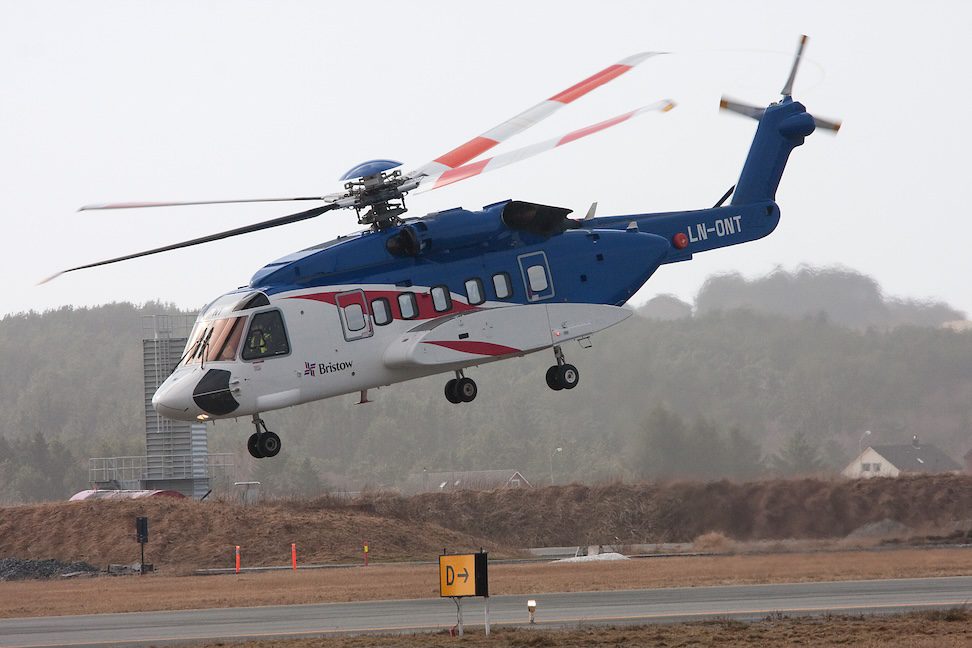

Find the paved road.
xmin=2 ymin=576 xmax=970 ymax=647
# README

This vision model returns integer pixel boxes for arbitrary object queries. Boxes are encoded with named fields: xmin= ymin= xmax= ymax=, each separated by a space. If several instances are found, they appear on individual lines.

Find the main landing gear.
xmin=546 ymin=345 xmax=579 ymax=391
xmin=444 ymin=369 xmax=478 ymax=404
xmin=247 ymin=414 xmax=281 ymax=459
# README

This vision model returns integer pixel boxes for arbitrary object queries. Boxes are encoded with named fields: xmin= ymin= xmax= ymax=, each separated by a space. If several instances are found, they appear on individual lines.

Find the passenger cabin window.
xmin=242 ymin=310 xmax=290 ymax=360
xmin=527 ymin=264 xmax=549 ymax=293
xmin=431 ymin=286 xmax=452 ymax=313
xmin=465 ymin=278 xmax=485 ymax=305
xmin=343 ymin=303 xmax=366 ymax=331
xmin=492 ymin=272 xmax=512 ymax=299
xmin=398 ymin=292 xmax=418 ymax=319
xmin=371 ymin=298 xmax=392 ymax=326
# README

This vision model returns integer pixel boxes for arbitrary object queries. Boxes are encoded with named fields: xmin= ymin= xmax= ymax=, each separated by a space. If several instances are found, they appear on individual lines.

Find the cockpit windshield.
xmin=183 ymin=316 xmax=246 ymax=365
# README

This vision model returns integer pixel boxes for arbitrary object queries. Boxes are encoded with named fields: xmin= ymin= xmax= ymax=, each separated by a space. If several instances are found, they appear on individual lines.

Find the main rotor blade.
xmin=40 ymin=204 xmax=340 ymax=284
xmin=406 ymin=52 xmax=666 ymax=179
xmin=780 ymin=34 xmax=808 ymax=97
xmin=80 ymin=194 xmax=346 ymax=211
xmin=402 ymin=101 xmax=675 ymax=194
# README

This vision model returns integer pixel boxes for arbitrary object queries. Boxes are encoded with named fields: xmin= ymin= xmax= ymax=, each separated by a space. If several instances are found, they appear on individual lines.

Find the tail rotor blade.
xmin=719 ymin=96 xmax=765 ymax=121
xmin=812 ymin=115 xmax=842 ymax=133
xmin=780 ymin=34 xmax=809 ymax=97
xmin=40 ymin=203 xmax=340 ymax=284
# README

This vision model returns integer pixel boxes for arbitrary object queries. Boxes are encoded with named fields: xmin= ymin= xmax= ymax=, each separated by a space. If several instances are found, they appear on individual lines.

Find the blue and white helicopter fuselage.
xmin=153 ymin=194 xmax=782 ymax=423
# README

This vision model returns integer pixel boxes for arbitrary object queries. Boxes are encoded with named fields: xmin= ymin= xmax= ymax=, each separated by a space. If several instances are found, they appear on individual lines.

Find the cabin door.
xmin=517 ymin=251 xmax=555 ymax=302
xmin=335 ymin=290 xmax=374 ymax=341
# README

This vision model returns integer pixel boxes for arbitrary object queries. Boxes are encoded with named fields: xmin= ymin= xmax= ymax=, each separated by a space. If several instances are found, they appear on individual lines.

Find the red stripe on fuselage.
xmin=422 ymin=340 xmax=521 ymax=356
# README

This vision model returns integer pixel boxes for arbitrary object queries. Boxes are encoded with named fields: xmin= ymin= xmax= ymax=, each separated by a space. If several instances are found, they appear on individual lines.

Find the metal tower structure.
xmin=142 ymin=315 xmax=210 ymax=498
xmin=89 ymin=315 xmax=234 ymax=498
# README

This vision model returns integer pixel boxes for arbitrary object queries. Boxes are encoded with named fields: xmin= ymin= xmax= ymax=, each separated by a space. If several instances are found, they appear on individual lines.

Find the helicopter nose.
xmin=152 ymin=371 xmax=199 ymax=421
xmin=153 ymin=368 xmax=240 ymax=420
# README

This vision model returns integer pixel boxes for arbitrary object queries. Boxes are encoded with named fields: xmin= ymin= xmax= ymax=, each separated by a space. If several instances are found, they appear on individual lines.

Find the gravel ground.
xmin=0 ymin=557 xmax=99 ymax=581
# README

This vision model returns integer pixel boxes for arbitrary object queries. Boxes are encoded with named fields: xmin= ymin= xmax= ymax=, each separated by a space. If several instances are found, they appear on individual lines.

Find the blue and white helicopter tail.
xmin=722 ymin=35 xmax=842 ymax=206
xmin=588 ymin=34 xmax=841 ymax=267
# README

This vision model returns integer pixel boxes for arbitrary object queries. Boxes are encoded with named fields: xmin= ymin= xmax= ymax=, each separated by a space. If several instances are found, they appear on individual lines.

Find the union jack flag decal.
xmin=304 ymin=362 xmax=315 ymax=377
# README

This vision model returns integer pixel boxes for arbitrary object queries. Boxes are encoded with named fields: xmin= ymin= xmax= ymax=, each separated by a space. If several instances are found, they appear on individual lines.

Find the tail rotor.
xmin=719 ymin=35 xmax=841 ymax=133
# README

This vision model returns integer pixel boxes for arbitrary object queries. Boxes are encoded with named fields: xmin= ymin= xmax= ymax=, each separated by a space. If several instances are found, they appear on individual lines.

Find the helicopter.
xmin=46 ymin=36 xmax=838 ymax=459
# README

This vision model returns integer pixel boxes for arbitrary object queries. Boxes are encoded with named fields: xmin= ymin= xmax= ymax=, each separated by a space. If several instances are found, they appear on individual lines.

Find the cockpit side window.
xmin=242 ymin=310 xmax=291 ymax=361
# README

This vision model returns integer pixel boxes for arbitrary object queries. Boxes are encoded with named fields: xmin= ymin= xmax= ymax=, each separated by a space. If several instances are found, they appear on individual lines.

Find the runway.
xmin=2 ymin=576 xmax=970 ymax=647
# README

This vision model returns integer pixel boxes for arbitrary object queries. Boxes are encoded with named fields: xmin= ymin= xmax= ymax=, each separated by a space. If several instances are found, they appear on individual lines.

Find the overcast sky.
xmin=3 ymin=1 xmax=969 ymax=318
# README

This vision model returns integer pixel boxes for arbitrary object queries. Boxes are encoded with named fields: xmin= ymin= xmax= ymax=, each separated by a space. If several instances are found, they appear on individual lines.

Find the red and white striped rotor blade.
xmin=407 ymin=52 xmax=665 ymax=179
xmin=404 ymin=100 xmax=675 ymax=194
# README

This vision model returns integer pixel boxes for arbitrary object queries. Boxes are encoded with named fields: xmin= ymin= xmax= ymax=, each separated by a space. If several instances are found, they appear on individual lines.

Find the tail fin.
xmin=730 ymin=97 xmax=816 ymax=205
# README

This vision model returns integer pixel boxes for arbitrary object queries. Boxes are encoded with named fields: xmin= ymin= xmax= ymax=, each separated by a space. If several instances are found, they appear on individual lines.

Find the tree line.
xmin=1 ymin=268 xmax=970 ymax=502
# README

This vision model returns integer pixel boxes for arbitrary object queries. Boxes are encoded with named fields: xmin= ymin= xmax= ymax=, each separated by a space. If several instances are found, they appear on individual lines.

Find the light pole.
xmin=549 ymin=447 xmax=562 ymax=485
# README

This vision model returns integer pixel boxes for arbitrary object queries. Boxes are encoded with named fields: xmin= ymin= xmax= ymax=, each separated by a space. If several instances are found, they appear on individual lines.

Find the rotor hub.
xmin=340 ymin=160 xmax=409 ymax=229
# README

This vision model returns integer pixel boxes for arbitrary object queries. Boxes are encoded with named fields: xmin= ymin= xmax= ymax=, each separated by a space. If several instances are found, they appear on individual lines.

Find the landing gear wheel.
xmin=455 ymin=377 xmax=478 ymax=403
xmin=546 ymin=366 xmax=564 ymax=391
xmin=558 ymin=364 xmax=580 ymax=390
xmin=444 ymin=379 xmax=463 ymax=404
xmin=258 ymin=431 xmax=282 ymax=458
xmin=247 ymin=433 xmax=265 ymax=459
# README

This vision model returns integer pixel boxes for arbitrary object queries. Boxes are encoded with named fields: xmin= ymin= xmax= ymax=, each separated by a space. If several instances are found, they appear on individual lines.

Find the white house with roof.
xmin=842 ymin=436 xmax=961 ymax=478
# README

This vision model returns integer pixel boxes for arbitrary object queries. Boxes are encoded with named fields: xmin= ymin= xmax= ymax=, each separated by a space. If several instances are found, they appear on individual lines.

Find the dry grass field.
xmin=2 ymin=547 xmax=971 ymax=619
xmin=187 ymin=609 xmax=972 ymax=648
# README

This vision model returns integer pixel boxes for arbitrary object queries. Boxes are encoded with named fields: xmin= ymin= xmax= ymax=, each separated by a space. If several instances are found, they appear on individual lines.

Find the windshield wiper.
xmin=200 ymin=337 xmax=211 ymax=369
xmin=172 ymin=338 xmax=202 ymax=374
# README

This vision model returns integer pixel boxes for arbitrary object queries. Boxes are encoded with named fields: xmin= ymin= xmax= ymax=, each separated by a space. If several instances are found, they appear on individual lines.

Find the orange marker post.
xmin=235 ymin=545 xmax=241 ymax=574
xmin=291 ymin=543 xmax=297 ymax=571
xmin=363 ymin=541 xmax=369 ymax=567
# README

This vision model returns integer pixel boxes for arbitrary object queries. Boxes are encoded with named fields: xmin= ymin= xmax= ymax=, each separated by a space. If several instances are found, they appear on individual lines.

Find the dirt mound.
xmin=0 ymin=557 xmax=99 ymax=581
xmin=346 ymin=474 xmax=972 ymax=546
xmin=0 ymin=498 xmax=505 ymax=571
xmin=2 ymin=474 xmax=970 ymax=570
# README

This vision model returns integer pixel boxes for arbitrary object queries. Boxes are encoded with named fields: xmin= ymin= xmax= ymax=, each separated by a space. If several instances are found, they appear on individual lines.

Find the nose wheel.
xmin=444 ymin=370 xmax=477 ymax=404
xmin=248 ymin=415 xmax=281 ymax=459
xmin=546 ymin=346 xmax=579 ymax=391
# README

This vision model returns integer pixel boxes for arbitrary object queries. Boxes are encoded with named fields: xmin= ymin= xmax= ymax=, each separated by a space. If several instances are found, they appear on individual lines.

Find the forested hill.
xmin=1 ymin=271 xmax=971 ymax=503
xmin=687 ymin=267 xmax=963 ymax=328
